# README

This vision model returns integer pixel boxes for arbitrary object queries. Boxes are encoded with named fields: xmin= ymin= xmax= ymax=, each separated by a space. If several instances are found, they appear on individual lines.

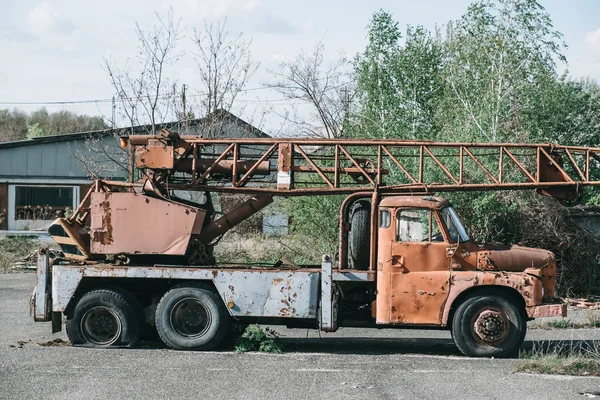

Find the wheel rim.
xmin=81 ymin=306 xmax=122 ymax=345
xmin=470 ymin=307 xmax=510 ymax=346
xmin=169 ymin=297 xmax=212 ymax=338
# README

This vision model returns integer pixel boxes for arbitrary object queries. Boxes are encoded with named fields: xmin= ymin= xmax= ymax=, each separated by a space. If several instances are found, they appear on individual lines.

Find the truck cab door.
xmin=376 ymin=208 xmax=451 ymax=325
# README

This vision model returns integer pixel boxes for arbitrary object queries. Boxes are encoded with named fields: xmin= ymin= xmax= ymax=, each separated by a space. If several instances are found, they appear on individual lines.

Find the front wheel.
xmin=451 ymin=294 xmax=526 ymax=357
xmin=155 ymin=284 xmax=230 ymax=350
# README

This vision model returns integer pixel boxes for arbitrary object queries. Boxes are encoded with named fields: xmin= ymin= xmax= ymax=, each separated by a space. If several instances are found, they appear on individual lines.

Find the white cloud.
xmin=271 ymin=53 xmax=287 ymax=62
xmin=585 ymin=28 xmax=600 ymax=54
xmin=162 ymin=0 xmax=261 ymax=19
xmin=27 ymin=2 xmax=76 ymax=37
xmin=28 ymin=3 xmax=54 ymax=31
xmin=249 ymin=11 xmax=297 ymax=35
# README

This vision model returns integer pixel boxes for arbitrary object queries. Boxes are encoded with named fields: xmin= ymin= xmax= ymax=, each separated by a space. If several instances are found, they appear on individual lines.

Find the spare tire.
xmin=349 ymin=200 xmax=371 ymax=270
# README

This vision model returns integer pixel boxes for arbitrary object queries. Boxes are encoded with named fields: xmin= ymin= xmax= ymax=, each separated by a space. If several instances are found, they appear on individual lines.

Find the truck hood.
xmin=477 ymin=243 xmax=554 ymax=272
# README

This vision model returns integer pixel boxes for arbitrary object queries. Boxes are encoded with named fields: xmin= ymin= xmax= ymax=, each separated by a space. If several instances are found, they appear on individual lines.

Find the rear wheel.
xmin=451 ymin=294 xmax=525 ymax=357
xmin=66 ymin=288 xmax=142 ymax=348
xmin=155 ymin=284 xmax=230 ymax=350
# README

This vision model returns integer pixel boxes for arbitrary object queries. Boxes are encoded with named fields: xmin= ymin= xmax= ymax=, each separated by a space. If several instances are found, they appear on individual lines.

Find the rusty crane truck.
xmin=31 ymin=130 xmax=600 ymax=357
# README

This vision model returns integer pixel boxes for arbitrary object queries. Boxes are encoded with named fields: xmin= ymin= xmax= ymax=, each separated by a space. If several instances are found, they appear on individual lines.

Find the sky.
xmin=0 ymin=0 xmax=599 ymax=134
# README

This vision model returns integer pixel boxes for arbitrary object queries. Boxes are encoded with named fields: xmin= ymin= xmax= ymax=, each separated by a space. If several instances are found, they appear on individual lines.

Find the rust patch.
xmin=92 ymin=199 xmax=113 ymax=245
xmin=272 ymin=277 xmax=283 ymax=285
xmin=413 ymin=298 xmax=423 ymax=311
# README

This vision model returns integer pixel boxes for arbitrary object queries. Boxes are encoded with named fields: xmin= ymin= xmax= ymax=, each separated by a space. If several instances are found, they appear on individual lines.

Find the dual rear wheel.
xmin=66 ymin=288 xmax=142 ymax=348
xmin=155 ymin=284 xmax=230 ymax=350
xmin=66 ymin=284 xmax=230 ymax=350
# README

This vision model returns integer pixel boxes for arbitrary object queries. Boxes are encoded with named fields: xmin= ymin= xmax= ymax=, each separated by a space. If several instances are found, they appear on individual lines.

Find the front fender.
xmin=441 ymin=270 xmax=543 ymax=325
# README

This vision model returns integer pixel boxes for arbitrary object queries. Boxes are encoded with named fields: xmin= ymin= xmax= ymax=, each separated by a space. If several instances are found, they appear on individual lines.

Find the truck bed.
xmin=44 ymin=262 xmax=373 ymax=322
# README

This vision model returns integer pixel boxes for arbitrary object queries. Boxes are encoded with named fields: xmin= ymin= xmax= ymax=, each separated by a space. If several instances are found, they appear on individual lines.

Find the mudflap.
xmin=51 ymin=312 xmax=62 ymax=333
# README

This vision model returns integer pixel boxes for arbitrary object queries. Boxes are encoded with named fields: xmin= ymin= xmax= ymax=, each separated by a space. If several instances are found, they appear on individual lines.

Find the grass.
xmin=234 ymin=325 xmax=285 ymax=353
xmin=516 ymin=354 xmax=600 ymax=377
xmin=0 ymin=235 xmax=43 ymax=272
xmin=530 ymin=313 xmax=600 ymax=330
xmin=214 ymin=232 xmax=328 ymax=266
xmin=530 ymin=319 xmax=592 ymax=329
xmin=516 ymin=340 xmax=600 ymax=377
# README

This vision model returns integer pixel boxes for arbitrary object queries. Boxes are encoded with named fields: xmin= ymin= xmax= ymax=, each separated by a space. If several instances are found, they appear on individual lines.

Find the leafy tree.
xmin=353 ymin=11 xmax=444 ymax=140
xmin=397 ymin=26 xmax=444 ymax=140
xmin=28 ymin=108 xmax=107 ymax=136
xmin=26 ymin=123 xmax=44 ymax=139
xmin=353 ymin=10 xmax=404 ymax=139
xmin=440 ymin=0 xmax=566 ymax=143
xmin=522 ymin=76 xmax=600 ymax=147
xmin=0 ymin=109 xmax=28 ymax=142
xmin=0 ymin=108 xmax=108 ymax=142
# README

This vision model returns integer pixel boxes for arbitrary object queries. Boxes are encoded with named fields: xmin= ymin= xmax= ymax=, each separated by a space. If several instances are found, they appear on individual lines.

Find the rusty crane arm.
xmin=123 ymin=130 xmax=600 ymax=205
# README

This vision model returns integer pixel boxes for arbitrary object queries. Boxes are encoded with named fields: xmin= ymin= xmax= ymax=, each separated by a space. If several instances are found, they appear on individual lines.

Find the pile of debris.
xmin=11 ymin=249 xmax=64 ymax=271
xmin=564 ymin=297 xmax=600 ymax=309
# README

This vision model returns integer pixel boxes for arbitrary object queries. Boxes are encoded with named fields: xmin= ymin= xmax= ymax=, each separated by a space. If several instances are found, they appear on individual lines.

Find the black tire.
xmin=66 ymin=288 xmax=141 ymax=348
xmin=349 ymin=200 xmax=371 ymax=270
xmin=451 ymin=293 xmax=526 ymax=358
xmin=155 ymin=283 xmax=230 ymax=350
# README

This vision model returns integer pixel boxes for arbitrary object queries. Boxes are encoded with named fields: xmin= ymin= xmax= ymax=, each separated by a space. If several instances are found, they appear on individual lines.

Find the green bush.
xmin=280 ymin=195 xmax=344 ymax=256
xmin=234 ymin=325 xmax=284 ymax=353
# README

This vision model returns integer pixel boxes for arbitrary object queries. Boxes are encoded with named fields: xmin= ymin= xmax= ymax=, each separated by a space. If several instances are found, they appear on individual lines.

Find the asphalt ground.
xmin=2 ymin=273 xmax=600 ymax=400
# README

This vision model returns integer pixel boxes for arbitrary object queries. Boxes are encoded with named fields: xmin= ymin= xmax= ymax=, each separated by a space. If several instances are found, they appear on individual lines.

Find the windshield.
xmin=440 ymin=207 xmax=470 ymax=243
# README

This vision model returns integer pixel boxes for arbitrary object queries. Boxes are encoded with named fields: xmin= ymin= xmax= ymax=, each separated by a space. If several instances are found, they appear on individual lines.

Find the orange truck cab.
xmin=369 ymin=195 xmax=564 ymax=356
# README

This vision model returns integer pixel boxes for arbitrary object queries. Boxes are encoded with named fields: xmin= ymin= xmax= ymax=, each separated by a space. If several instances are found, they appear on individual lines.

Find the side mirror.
xmin=446 ymin=246 xmax=457 ymax=258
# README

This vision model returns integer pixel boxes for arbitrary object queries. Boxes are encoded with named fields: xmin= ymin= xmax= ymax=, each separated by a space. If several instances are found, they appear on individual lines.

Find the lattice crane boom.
xmin=121 ymin=130 xmax=600 ymax=205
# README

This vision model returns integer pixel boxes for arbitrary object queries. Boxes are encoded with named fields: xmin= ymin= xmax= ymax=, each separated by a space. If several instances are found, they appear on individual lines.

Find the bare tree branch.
xmin=266 ymin=42 xmax=355 ymax=138
xmin=193 ymin=18 xmax=259 ymax=119
xmin=104 ymin=8 xmax=183 ymax=134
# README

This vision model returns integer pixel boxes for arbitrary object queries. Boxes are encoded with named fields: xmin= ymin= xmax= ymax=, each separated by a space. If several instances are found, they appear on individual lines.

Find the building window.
xmin=7 ymin=185 xmax=79 ymax=231
xmin=15 ymin=186 xmax=74 ymax=220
